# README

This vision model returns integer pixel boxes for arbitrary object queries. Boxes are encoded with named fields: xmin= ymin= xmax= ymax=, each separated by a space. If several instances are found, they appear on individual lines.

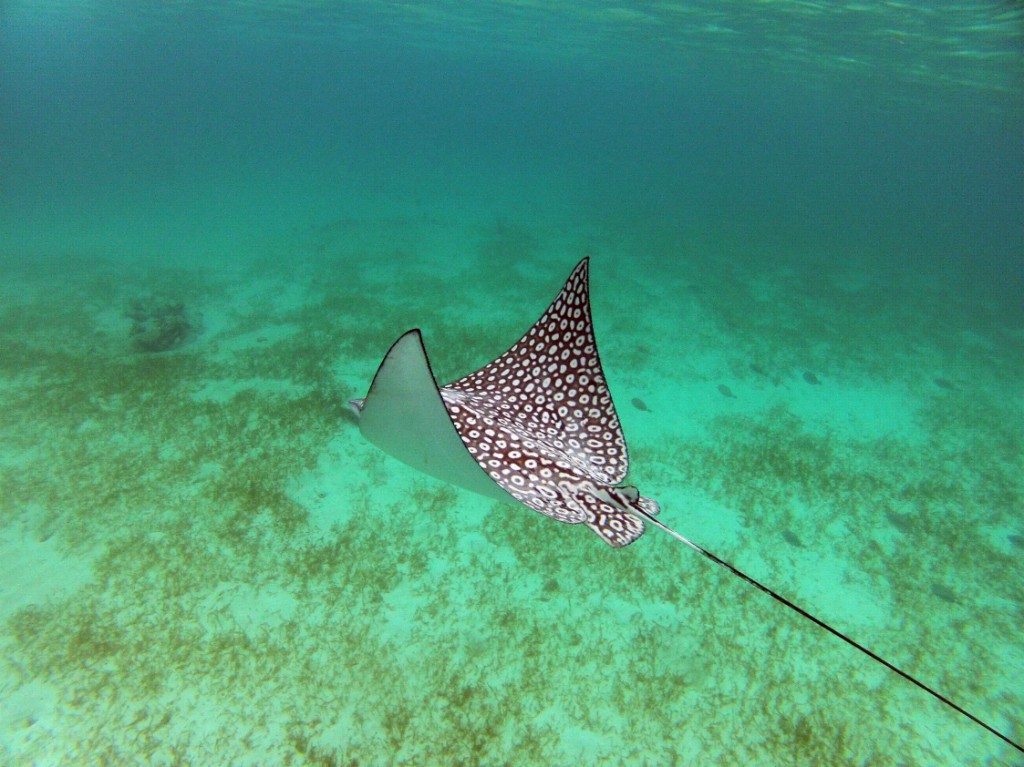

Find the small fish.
xmin=631 ymin=397 xmax=650 ymax=412
xmin=1009 ymin=534 xmax=1024 ymax=549
xmin=802 ymin=371 xmax=821 ymax=385
xmin=717 ymin=384 xmax=736 ymax=399
xmin=782 ymin=529 xmax=803 ymax=548
xmin=933 ymin=377 xmax=955 ymax=390
xmin=930 ymin=583 xmax=959 ymax=604
xmin=749 ymin=362 xmax=768 ymax=376
xmin=885 ymin=510 xmax=914 ymax=533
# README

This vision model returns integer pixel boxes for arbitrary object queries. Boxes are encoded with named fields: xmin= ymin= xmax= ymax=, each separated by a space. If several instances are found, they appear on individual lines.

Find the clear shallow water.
xmin=1 ymin=2 xmax=1022 ymax=765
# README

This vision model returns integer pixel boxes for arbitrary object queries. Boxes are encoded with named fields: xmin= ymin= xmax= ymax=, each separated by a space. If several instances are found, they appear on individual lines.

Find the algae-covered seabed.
xmin=1 ymin=220 xmax=1021 ymax=766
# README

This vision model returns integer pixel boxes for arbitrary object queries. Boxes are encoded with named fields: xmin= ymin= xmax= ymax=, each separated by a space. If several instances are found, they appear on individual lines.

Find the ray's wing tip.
xmin=381 ymin=327 xmax=425 ymax=354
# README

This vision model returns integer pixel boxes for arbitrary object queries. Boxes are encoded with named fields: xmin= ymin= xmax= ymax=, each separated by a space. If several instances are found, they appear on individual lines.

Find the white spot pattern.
xmin=439 ymin=258 xmax=658 ymax=547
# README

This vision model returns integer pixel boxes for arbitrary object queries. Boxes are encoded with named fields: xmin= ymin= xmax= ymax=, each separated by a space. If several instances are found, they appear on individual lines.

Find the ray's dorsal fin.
xmin=443 ymin=258 xmax=629 ymax=486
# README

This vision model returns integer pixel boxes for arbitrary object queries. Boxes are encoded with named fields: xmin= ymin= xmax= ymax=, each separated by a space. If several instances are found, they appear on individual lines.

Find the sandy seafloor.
xmin=2 ymin=3 xmax=1024 ymax=765
xmin=1 ymin=213 xmax=1022 ymax=765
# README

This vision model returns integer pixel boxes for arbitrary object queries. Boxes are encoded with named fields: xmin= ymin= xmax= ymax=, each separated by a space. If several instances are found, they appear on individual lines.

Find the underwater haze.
xmin=1 ymin=1 xmax=1023 ymax=765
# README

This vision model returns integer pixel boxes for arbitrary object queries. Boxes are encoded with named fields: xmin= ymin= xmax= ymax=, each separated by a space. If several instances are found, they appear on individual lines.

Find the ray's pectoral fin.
xmin=352 ymin=329 xmax=517 ymax=503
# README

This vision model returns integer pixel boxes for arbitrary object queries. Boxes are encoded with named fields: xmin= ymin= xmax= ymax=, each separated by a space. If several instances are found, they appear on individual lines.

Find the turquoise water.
xmin=1 ymin=2 xmax=1022 ymax=764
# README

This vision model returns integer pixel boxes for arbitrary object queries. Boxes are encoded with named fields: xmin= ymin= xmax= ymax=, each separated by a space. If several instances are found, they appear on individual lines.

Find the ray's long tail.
xmin=628 ymin=507 xmax=1023 ymax=755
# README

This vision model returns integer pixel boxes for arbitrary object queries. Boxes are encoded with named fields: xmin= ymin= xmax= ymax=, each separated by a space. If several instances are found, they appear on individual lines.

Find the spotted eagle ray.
xmin=350 ymin=257 xmax=1022 ymax=754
